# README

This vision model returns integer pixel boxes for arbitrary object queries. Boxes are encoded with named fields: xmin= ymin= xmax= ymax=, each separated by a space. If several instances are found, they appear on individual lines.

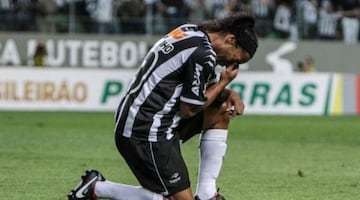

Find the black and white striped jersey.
xmin=115 ymin=24 xmax=218 ymax=142
xmin=317 ymin=9 xmax=341 ymax=38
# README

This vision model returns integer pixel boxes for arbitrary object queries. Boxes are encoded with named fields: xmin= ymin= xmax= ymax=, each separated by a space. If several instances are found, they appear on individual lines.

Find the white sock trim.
xmin=200 ymin=129 xmax=228 ymax=142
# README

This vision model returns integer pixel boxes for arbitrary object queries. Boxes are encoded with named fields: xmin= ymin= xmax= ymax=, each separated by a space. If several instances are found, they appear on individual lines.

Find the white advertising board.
xmin=0 ymin=68 xmax=333 ymax=114
xmin=230 ymin=73 xmax=331 ymax=115
xmin=0 ymin=68 xmax=135 ymax=111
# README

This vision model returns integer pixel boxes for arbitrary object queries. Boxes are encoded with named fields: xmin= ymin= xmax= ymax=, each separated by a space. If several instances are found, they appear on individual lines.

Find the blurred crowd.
xmin=0 ymin=0 xmax=359 ymax=43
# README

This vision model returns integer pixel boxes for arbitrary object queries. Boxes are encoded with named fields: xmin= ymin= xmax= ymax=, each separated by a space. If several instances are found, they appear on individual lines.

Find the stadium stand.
xmin=0 ymin=0 xmax=358 ymax=41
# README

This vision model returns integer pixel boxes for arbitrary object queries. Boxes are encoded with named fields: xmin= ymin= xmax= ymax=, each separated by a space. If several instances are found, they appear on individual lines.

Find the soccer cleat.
xmin=194 ymin=188 xmax=226 ymax=200
xmin=213 ymin=193 xmax=226 ymax=200
xmin=194 ymin=193 xmax=225 ymax=200
xmin=68 ymin=169 xmax=106 ymax=200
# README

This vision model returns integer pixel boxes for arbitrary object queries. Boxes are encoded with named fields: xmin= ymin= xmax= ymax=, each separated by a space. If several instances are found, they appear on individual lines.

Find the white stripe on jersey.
xmin=115 ymin=51 xmax=160 ymax=137
xmin=149 ymin=84 xmax=182 ymax=141
xmin=116 ymin=24 xmax=216 ymax=142
xmin=180 ymin=96 xmax=205 ymax=105
xmin=123 ymin=47 xmax=198 ymax=139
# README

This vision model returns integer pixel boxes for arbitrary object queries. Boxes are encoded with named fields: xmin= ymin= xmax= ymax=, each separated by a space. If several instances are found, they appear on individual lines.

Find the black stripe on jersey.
xmin=115 ymin=49 xmax=188 ymax=141
xmin=125 ymin=36 xmax=205 ymax=98
xmin=179 ymin=41 xmax=216 ymax=105
xmin=116 ymin=37 xmax=203 ymax=121
xmin=132 ymin=74 xmax=181 ymax=141
xmin=115 ymin=33 xmax=215 ymax=141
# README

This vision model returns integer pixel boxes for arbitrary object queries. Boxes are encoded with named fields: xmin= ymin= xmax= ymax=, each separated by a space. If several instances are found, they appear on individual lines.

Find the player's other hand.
xmin=226 ymin=90 xmax=244 ymax=117
xmin=220 ymin=63 xmax=239 ymax=83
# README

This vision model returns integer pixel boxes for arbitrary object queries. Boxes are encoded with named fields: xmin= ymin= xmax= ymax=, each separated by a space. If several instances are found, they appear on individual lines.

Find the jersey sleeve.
xmin=180 ymin=43 xmax=217 ymax=106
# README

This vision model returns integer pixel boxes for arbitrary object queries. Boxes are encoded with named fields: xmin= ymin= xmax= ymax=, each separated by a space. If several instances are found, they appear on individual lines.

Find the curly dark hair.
xmin=199 ymin=13 xmax=258 ymax=57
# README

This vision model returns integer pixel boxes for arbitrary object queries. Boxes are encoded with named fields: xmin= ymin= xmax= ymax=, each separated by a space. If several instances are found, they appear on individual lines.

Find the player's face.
xmin=216 ymin=43 xmax=251 ymax=67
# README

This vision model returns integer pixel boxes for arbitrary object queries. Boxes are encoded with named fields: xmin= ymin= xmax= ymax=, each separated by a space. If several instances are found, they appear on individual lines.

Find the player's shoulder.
xmin=166 ymin=24 xmax=208 ymax=41
xmin=172 ymin=24 xmax=212 ymax=51
xmin=178 ymin=24 xmax=203 ymax=34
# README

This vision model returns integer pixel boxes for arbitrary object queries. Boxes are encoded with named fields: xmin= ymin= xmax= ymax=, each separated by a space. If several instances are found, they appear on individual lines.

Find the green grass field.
xmin=1 ymin=112 xmax=360 ymax=200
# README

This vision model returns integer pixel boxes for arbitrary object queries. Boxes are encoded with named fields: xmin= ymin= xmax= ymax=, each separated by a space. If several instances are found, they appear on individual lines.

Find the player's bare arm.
xmin=179 ymin=64 xmax=239 ymax=119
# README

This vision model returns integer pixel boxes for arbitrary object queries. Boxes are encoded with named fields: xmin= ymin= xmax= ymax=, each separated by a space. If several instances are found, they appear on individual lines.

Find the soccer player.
xmin=68 ymin=13 xmax=258 ymax=200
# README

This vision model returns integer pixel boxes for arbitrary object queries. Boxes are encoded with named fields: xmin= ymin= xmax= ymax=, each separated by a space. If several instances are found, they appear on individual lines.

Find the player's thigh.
xmin=203 ymin=101 xmax=231 ymax=130
xmin=178 ymin=102 xmax=231 ymax=142
xmin=177 ymin=112 xmax=204 ymax=143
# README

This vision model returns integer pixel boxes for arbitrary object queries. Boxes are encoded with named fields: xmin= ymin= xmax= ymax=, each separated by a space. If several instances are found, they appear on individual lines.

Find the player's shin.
xmin=95 ymin=180 xmax=164 ymax=200
xmin=195 ymin=129 xmax=228 ymax=199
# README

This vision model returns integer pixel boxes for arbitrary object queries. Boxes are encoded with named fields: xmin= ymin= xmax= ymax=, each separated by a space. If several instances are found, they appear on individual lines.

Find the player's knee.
xmin=203 ymin=105 xmax=231 ymax=129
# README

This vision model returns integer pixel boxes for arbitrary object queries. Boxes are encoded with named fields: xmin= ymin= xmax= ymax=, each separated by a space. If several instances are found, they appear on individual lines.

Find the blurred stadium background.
xmin=0 ymin=0 xmax=359 ymax=114
xmin=1 ymin=0 xmax=360 ymax=199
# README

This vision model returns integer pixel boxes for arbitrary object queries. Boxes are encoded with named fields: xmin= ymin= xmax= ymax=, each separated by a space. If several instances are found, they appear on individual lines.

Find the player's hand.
xmin=226 ymin=90 xmax=244 ymax=117
xmin=220 ymin=64 xmax=239 ymax=84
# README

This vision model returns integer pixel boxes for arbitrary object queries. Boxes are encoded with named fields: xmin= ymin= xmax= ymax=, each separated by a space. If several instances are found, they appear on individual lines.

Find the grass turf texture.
xmin=1 ymin=112 xmax=360 ymax=200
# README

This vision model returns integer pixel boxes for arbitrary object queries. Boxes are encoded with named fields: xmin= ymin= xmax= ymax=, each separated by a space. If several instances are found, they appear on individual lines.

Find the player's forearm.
xmin=178 ymin=81 xmax=228 ymax=119
xmin=203 ymin=80 xmax=229 ymax=108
